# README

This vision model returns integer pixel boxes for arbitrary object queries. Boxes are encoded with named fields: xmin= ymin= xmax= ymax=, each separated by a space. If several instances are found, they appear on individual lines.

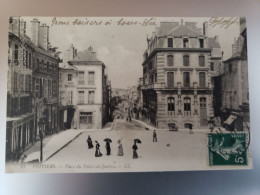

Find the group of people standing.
xmin=86 ymin=135 xmax=142 ymax=159
xmin=86 ymin=136 xmax=125 ymax=158
xmin=86 ymin=130 xmax=158 ymax=159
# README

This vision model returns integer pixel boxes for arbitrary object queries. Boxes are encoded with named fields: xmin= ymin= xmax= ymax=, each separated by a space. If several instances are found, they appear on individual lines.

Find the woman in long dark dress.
xmin=95 ymin=141 xmax=102 ymax=157
xmin=87 ymin=136 xmax=94 ymax=149
xmin=132 ymin=142 xmax=138 ymax=159
xmin=105 ymin=141 xmax=111 ymax=155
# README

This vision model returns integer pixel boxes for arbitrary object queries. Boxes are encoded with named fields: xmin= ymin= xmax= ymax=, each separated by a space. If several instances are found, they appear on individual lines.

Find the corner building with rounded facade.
xmin=141 ymin=20 xmax=222 ymax=130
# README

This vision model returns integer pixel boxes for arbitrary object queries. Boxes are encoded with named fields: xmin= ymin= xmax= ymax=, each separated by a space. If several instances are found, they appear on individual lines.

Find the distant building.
xmin=141 ymin=20 xmax=222 ymax=130
xmin=111 ymin=88 xmax=129 ymax=100
xmin=68 ymin=47 xmax=110 ymax=129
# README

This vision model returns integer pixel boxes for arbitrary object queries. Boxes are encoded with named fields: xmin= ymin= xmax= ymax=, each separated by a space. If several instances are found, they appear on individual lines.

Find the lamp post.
xmin=38 ymin=118 xmax=45 ymax=162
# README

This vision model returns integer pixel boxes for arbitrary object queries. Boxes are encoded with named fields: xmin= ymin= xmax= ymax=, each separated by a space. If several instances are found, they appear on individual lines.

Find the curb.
xmin=45 ymin=132 xmax=83 ymax=162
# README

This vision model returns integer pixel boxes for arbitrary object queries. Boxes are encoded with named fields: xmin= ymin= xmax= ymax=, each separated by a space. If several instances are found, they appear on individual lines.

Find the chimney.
xmin=203 ymin=22 xmax=208 ymax=37
xmin=39 ymin=23 xmax=49 ymax=50
xmin=20 ymin=20 xmax=26 ymax=37
xmin=10 ymin=17 xmax=20 ymax=36
xmin=232 ymin=37 xmax=242 ymax=56
xmin=68 ymin=44 xmax=75 ymax=60
xmin=31 ymin=18 xmax=40 ymax=46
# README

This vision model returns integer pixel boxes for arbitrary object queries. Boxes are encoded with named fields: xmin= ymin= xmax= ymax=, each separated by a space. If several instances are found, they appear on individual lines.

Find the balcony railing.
xmin=141 ymin=82 xmax=212 ymax=90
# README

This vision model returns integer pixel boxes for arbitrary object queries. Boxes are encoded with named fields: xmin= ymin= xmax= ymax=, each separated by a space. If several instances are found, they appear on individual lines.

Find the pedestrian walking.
xmin=95 ymin=141 xmax=102 ymax=157
xmin=105 ymin=141 xmax=111 ymax=155
xmin=132 ymin=142 xmax=138 ymax=159
xmin=153 ymin=130 xmax=157 ymax=142
xmin=189 ymin=124 xmax=193 ymax=134
xmin=87 ymin=135 xmax=94 ymax=149
xmin=117 ymin=140 xmax=123 ymax=156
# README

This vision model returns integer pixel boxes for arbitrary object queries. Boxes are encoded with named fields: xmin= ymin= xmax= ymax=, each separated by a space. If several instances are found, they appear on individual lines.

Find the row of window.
xmin=167 ymin=37 xmax=204 ymax=48
xmin=78 ymin=71 xmax=95 ymax=85
xmin=167 ymin=97 xmax=206 ymax=116
xmin=7 ymin=96 xmax=32 ymax=117
xmin=167 ymin=72 xmax=206 ymax=88
xmin=144 ymin=55 xmax=207 ymax=75
xmin=144 ymin=71 xmax=207 ymax=88
xmin=78 ymin=91 xmax=95 ymax=104
xmin=12 ymin=44 xmax=58 ymax=74
xmin=13 ymin=73 xmax=32 ymax=93
xmin=166 ymin=55 xmax=206 ymax=67
xmin=34 ymin=78 xmax=57 ymax=98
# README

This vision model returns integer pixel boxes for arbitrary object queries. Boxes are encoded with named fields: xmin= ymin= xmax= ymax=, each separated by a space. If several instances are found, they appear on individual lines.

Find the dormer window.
xmin=183 ymin=38 xmax=189 ymax=48
xmin=199 ymin=39 xmax=204 ymax=48
xmin=168 ymin=38 xmax=173 ymax=47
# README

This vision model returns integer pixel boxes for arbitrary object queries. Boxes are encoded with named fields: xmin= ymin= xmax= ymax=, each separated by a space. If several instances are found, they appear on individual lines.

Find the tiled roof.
xmin=208 ymin=38 xmax=221 ymax=48
xmin=167 ymin=24 xmax=203 ymax=37
xmin=59 ymin=63 xmax=78 ymax=71
xmin=224 ymin=51 xmax=241 ymax=62
xmin=158 ymin=22 xmax=179 ymax=35
xmin=72 ymin=50 xmax=99 ymax=62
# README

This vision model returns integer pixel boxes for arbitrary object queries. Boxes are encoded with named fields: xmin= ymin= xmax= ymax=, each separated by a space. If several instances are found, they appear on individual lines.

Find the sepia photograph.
xmin=5 ymin=16 xmax=251 ymax=173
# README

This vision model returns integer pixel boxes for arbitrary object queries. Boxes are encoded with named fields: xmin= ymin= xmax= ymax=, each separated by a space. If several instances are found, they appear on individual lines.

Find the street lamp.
xmin=38 ymin=118 xmax=46 ymax=162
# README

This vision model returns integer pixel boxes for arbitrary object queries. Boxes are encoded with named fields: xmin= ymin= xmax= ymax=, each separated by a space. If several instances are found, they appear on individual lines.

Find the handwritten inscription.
xmin=209 ymin=17 xmax=239 ymax=29
xmin=51 ymin=17 xmax=156 ymax=27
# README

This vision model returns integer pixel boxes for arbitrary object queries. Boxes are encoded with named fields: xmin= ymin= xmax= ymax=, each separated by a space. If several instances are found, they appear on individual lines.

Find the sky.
xmin=21 ymin=17 xmax=241 ymax=89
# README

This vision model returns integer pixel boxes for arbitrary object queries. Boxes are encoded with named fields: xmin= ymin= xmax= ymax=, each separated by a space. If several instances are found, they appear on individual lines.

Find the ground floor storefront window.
xmin=79 ymin=112 xmax=93 ymax=129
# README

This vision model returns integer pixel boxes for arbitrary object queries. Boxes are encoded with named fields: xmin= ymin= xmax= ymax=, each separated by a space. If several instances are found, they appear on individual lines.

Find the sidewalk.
xmin=132 ymin=118 xmax=229 ymax=134
xmin=23 ymin=122 xmax=114 ymax=163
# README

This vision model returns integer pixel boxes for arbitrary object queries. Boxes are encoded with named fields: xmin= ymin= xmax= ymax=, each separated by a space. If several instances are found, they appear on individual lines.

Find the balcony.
xmin=141 ymin=82 xmax=213 ymax=91
xmin=141 ymin=83 xmax=166 ymax=90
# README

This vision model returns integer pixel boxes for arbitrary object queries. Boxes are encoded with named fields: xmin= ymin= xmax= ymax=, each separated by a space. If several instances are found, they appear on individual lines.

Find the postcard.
xmin=5 ymin=17 xmax=252 ymax=173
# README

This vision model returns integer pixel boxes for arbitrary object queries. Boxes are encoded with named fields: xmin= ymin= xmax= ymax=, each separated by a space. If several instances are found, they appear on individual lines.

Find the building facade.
xmin=59 ymin=64 xmax=77 ymax=130
xmin=30 ymin=18 xmax=60 ymax=136
xmin=68 ymin=47 xmax=110 ymax=129
xmin=6 ymin=17 xmax=35 ymax=160
xmin=221 ymin=26 xmax=249 ymax=131
xmin=141 ymin=20 xmax=221 ymax=130
xmin=6 ymin=17 xmax=60 ymax=161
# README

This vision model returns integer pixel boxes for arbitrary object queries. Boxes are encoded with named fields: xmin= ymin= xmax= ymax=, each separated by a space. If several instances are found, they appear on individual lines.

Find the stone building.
xmin=141 ymin=20 xmax=222 ymax=130
xmin=30 ymin=18 xmax=60 ymax=136
xmin=58 ymin=44 xmax=78 ymax=130
xmin=221 ymin=24 xmax=249 ymax=131
xmin=68 ymin=47 xmax=110 ymax=129
xmin=6 ymin=17 xmax=60 ymax=161
xmin=6 ymin=17 xmax=35 ymax=160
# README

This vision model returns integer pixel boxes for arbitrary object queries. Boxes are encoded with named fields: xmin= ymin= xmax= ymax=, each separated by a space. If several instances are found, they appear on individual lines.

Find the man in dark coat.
xmin=153 ymin=130 xmax=157 ymax=142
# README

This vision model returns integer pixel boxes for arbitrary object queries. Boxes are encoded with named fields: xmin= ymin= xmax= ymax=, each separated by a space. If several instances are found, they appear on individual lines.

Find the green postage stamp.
xmin=208 ymin=133 xmax=248 ymax=166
